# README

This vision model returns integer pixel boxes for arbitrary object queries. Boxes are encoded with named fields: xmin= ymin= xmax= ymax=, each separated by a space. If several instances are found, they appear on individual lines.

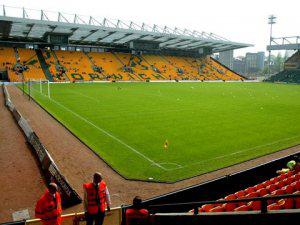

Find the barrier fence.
xmin=2 ymin=84 xmax=82 ymax=207
xmin=147 ymin=193 xmax=300 ymax=214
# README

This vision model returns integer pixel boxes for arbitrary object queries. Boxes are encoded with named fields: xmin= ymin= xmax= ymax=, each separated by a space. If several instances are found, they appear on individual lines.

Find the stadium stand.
xmin=142 ymin=54 xmax=178 ymax=80
xmin=54 ymin=50 xmax=98 ymax=81
xmin=0 ymin=47 xmax=20 ymax=82
xmin=266 ymin=50 xmax=300 ymax=83
xmin=267 ymin=70 xmax=300 ymax=83
xmin=87 ymin=51 xmax=136 ymax=81
xmin=17 ymin=48 xmax=46 ymax=81
xmin=0 ymin=47 xmax=245 ymax=82
xmin=193 ymin=171 xmax=300 ymax=213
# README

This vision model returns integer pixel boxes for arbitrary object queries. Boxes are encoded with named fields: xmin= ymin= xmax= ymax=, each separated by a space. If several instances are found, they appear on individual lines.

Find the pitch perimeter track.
xmin=6 ymin=85 xmax=300 ymax=216
xmin=0 ymin=87 xmax=45 ymax=223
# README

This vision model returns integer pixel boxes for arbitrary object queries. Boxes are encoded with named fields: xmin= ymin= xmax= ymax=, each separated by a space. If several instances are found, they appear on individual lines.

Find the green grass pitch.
xmin=25 ymin=82 xmax=300 ymax=182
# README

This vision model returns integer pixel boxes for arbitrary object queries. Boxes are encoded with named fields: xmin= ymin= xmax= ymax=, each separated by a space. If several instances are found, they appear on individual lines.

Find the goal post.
xmin=26 ymin=79 xmax=51 ymax=100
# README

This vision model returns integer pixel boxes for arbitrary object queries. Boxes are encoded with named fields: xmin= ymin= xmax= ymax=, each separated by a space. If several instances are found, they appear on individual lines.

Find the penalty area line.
xmin=31 ymin=89 xmax=167 ymax=171
xmin=166 ymin=134 xmax=300 ymax=171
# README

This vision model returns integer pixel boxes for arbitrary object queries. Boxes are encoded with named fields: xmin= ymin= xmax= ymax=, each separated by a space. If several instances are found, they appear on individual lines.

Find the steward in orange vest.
xmin=35 ymin=183 xmax=62 ymax=225
xmin=83 ymin=172 xmax=111 ymax=225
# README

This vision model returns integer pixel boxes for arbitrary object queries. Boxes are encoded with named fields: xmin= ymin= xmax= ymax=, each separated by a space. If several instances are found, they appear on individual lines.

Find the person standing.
xmin=35 ymin=183 xmax=62 ymax=225
xmin=83 ymin=172 xmax=111 ymax=225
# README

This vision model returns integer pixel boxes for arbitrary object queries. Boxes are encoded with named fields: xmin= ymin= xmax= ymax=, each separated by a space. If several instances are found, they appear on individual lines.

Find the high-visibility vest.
xmin=84 ymin=181 xmax=107 ymax=214
xmin=35 ymin=190 xmax=62 ymax=225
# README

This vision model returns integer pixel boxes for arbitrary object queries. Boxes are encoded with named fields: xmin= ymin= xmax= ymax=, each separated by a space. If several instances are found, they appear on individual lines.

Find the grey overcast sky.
xmin=1 ymin=0 xmax=299 ymax=56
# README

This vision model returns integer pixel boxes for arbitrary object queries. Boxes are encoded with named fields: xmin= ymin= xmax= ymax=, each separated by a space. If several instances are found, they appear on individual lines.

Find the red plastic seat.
xmin=267 ymin=203 xmax=281 ymax=210
xmin=294 ymin=191 xmax=300 ymax=208
xmin=266 ymin=184 xmax=278 ymax=193
xmin=275 ymin=181 xmax=286 ymax=189
xmin=258 ymin=188 xmax=269 ymax=197
xmin=246 ymin=192 xmax=259 ymax=198
xmin=262 ymin=180 xmax=272 ymax=187
xmin=225 ymin=194 xmax=237 ymax=201
xmin=209 ymin=206 xmax=225 ymax=212
xmin=279 ymin=198 xmax=294 ymax=209
xmin=295 ymin=197 xmax=300 ymax=208
xmin=254 ymin=183 xmax=265 ymax=190
xmin=278 ymin=173 xmax=289 ymax=180
xmin=281 ymin=185 xmax=295 ymax=194
xmin=234 ymin=205 xmax=250 ymax=211
xmin=244 ymin=187 xmax=256 ymax=194
xmin=214 ymin=198 xmax=224 ymax=207
xmin=285 ymin=176 xmax=296 ymax=185
xmin=271 ymin=189 xmax=286 ymax=196
xmin=248 ymin=200 xmax=261 ymax=210
xmin=235 ymin=190 xmax=246 ymax=198
xmin=222 ymin=202 xmax=237 ymax=212
xmin=201 ymin=204 xmax=214 ymax=212
xmin=270 ymin=177 xmax=279 ymax=184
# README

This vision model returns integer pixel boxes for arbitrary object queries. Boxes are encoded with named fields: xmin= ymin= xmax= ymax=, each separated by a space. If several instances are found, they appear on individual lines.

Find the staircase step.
xmin=36 ymin=49 xmax=53 ymax=81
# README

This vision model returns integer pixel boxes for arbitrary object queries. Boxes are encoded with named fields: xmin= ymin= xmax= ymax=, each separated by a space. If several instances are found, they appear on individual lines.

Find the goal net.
xmin=24 ymin=79 xmax=51 ymax=99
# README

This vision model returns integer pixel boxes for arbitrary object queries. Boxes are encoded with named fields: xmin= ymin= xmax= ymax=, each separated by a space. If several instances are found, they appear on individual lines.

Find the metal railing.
xmin=0 ymin=4 xmax=227 ymax=41
xmin=148 ymin=193 xmax=300 ymax=214
xmin=25 ymin=207 xmax=122 ymax=225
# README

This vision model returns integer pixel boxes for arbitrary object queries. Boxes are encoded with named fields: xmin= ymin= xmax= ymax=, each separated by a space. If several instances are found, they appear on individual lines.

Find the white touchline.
xmin=32 ymin=89 xmax=167 ymax=171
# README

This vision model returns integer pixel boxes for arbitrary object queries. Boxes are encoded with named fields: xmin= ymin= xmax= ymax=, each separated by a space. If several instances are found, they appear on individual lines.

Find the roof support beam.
xmin=164 ymin=40 xmax=194 ymax=48
xmin=41 ymin=10 xmax=49 ymax=21
xmin=177 ymin=41 xmax=209 ymax=49
xmin=187 ymin=42 xmax=216 ymax=49
xmin=159 ymin=38 xmax=184 ymax=47
xmin=25 ymin=23 xmax=35 ymax=38
xmin=2 ymin=5 xmax=6 ymax=16
xmin=80 ymin=29 xmax=101 ymax=41
xmin=213 ymin=45 xmax=240 ymax=52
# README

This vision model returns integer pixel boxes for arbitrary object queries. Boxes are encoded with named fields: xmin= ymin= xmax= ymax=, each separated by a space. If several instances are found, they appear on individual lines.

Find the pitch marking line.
xmin=166 ymin=134 xmax=300 ymax=171
xmin=154 ymin=162 xmax=183 ymax=171
xmin=31 ymin=89 xmax=167 ymax=171
xmin=69 ymin=88 xmax=196 ymax=119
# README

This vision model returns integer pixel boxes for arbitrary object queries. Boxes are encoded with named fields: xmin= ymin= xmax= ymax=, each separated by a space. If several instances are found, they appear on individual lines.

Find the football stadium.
xmin=0 ymin=1 xmax=300 ymax=225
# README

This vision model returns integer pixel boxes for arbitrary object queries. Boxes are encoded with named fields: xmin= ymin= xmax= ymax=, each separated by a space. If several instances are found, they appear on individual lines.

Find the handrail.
xmin=26 ymin=206 xmax=121 ymax=223
xmin=148 ymin=193 xmax=300 ymax=214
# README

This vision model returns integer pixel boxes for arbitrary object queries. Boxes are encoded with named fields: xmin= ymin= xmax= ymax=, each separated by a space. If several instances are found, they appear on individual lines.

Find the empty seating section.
xmin=209 ymin=58 xmax=242 ymax=80
xmin=0 ymin=47 xmax=244 ymax=81
xmin=17 ymin=48 xmax=46 ymax=80
xmin=164 ymin=56 xmax=201 ymax=80
xmin=121 ymin=53 xmax=162 ymax=80
xmin=87 ymin=52 xmax=133 ymax=81
xmin=42 ymin=50 xmax=66 ymax=82
xmin=0 ymin=47 xmax=20 ymax=81
xmin=142 ymin=54 xmax=178 ymax=80
xmin=185 ymin=57 xmax=213 ymax=80
xmin=55 ymin=50 xmax=97 ymax=81
xmin=0 ymin=47 xmax=16 ymax=70
xmin=186 ymin=57 xmax=222 ymax=80
xmin=195 ymin=171 xmax=300 ymax=213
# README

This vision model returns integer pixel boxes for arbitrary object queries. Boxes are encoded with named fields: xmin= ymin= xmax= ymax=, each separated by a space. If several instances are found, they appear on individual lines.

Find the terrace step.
xmin=36 ymin=49 xmax=54 ymax=81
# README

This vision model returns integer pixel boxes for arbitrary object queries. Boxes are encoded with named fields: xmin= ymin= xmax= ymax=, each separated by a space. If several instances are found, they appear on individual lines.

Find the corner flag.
xmin=163 ymin=140 xmax=169 ymax=150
